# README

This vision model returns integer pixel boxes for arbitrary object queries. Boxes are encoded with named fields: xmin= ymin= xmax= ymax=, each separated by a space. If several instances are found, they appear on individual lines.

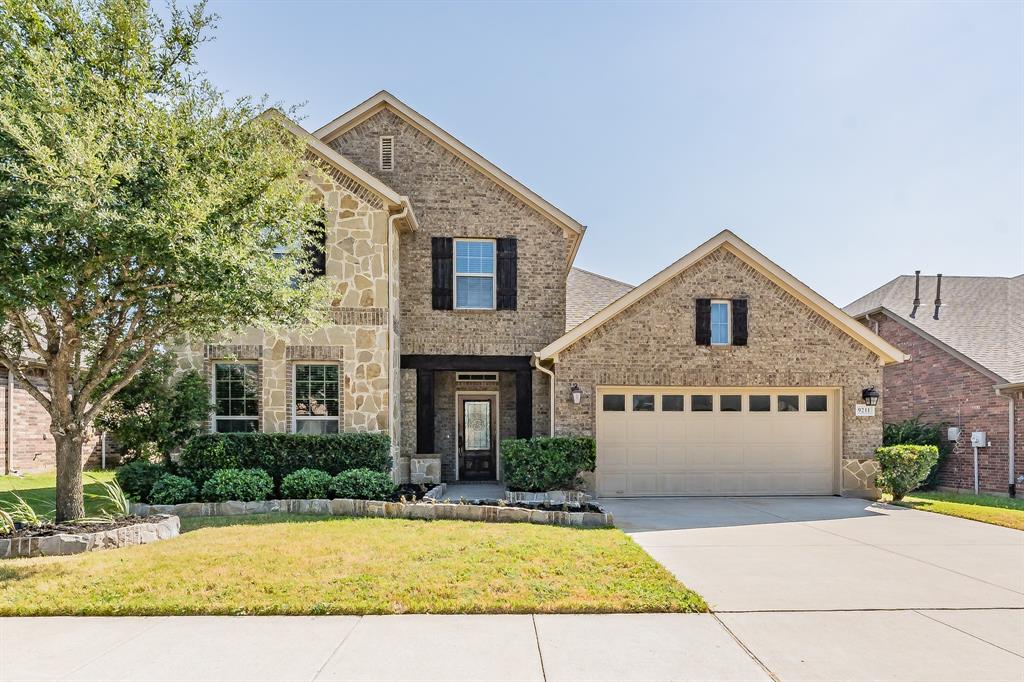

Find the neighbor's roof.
xmin=566 ymin=268 xmax=634 ymax=332
xmin=314 ymin=91 xmax=585 ymax=265
xmin=845 ymin=274 xmax=1024 ymax=383
xmin=539 ymin=230 xmax=908 ymax=364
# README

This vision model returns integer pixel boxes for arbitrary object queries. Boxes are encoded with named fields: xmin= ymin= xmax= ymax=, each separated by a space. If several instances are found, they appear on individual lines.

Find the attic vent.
xmin=379 ymin=136 xmax=394 ymax=171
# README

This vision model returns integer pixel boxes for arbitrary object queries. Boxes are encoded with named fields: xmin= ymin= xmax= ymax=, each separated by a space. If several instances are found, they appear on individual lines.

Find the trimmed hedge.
xmin=115 ymin=460 xmax=168 ymax=503
xmin=875 ymin=444 xmax=940 ymax=501
xmin=179 ymin=432 xmax=391 ymax=486
xmin=149 ymin=474 xmax=199 ymax=506
xmin=329 ymin=468 xmax=395 ymax=500
xmin=501 ymin=437 xmax=596 ymax=492
xmin=281 ymin=468 xmax=333 ymax=499
xmin=201 ymin=468 xmax=274 ymax=502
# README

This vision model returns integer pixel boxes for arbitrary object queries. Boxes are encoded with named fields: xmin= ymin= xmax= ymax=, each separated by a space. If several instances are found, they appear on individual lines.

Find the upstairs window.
xmin=213 ymin=363 xmax=260 ymax=433
xmin=710 ymin=300 xmax=731 ymax=345
xmin=454 ymin=239 xmax=495 ymax=310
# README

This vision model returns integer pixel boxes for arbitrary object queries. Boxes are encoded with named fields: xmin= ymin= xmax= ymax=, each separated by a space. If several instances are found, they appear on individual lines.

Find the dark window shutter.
xmin=732 ymin=299 xmax=748 ymax=346
xmin=431 ymin=237 xmax=453 ymax=310
xmin=695 ymin=298 xmax=711 ymax=346
xmin=304 ymin=206 xmax=327 ymax=277
xmin=496 ymin=237 xmax=518 ymax=310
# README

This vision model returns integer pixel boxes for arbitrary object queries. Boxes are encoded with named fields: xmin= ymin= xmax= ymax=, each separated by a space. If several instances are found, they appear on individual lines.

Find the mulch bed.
xmin=1 ymin=515 xmax=166 ymax=539
xmin=388 ymin=483 xmax=437 ymax=502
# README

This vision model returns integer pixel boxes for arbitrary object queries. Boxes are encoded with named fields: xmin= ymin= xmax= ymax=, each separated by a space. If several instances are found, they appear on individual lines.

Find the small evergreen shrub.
xmin=883 ymin=417 xmax=949 ymax=489
xmin=329 ymin=468 xmax=395 ymax=500
xmin=115 ymin=460 xmax=167 ymax=503
xmin=201 ymin=468 xmax=274 ymax=502
xmin=179 ymin=432 xmax=391 ymax=485
xmin=281 ymin=468 xmax=333 ymax=499
xmin=875 ymin=444 xmax=940 ymax=501
xmin=149 ymin=474 xmax=199 ymax=505
xmin=501 ymin=437 xmax=597 ymax=492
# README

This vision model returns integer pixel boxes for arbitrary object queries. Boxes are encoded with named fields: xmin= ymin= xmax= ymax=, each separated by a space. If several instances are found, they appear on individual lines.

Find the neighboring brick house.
xmin=176 ymin=90 xmax=905 ymax=496
xmin=846 ymin=273 xmax=1024 ymax=496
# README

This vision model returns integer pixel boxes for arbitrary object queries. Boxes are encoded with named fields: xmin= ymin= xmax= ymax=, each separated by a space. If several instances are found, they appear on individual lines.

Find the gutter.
xmin=531 ymin=354 xmax=555 ymax=437
xmin=386 ymin=202 xmax=411 ymax=481
xmin=5 ymin=370 xmax=12 ymax=475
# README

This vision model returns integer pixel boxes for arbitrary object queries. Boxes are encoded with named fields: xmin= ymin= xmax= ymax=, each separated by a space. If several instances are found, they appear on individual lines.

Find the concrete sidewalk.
xmin=0 ymin=614 xmax=769 ymax=682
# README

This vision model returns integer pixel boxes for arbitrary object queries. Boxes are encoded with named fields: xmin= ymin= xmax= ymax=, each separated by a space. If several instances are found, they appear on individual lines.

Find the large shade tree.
xmin=0 ymin=0 xmax=326 ymax=520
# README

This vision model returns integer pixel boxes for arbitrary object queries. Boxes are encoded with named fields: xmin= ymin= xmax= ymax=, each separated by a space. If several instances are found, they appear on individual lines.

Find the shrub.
xmin=281 ymin=468 xmax=333 ymax=499
xmin=329 ymin=468 xmax=395 ymax=500
xmin=201 ymin=468 xmax=274 ymax=502
xmin=875 ymin=444 xmax=940 ymax=501
xmin=883 ymin=417 xmax=949 ymax=489
xmin=501 ymin=437 xmax=596 ymax=492
xmin=149 ymin=474 xmax=199 ymax=505
xmin=179 ymin=432 xmax=391 ymax=486
xmin=115 ymin=460 xmax=167 ymax=503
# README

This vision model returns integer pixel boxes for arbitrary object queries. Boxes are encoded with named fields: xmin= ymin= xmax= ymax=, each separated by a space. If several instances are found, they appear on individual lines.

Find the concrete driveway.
xmin=602 ymin=495 xmax=1024 ymax=681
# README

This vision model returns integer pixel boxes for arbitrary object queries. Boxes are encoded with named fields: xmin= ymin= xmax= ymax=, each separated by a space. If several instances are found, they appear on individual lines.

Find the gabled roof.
xmin=845 ymin=274 xmax=1024 ymax=383
xmin=314 ymin=91 xmax=585 ymax=264
xmin=566 ymin=268 xmax=634 ymax=332
xmin=261 ymin=110 xmax=418 ymax=230
xmin=538 ymin=230 xmax=908 ymax=364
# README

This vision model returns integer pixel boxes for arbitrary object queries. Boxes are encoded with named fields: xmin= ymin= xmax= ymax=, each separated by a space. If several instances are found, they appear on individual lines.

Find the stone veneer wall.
xmin=176 ymin=168 xmax=394 ymax=438
xmin=868 ymin=315 xmax=1022 ymax=494
xmin=327 ymin=109 xmax=572 ymax=357
xmin=551 ymin=248 xmax=885 ymax=495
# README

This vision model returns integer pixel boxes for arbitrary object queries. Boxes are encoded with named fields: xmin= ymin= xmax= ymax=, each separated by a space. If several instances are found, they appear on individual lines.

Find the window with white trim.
xmin=454 ymin=239 xmax=495 ymax=310
xmin=710 ymin=300 xmax=731 ymax=345
xmin=293 ymin=363 xmax=340 ymax=434
xmin=213 ymin=363 xmax=260 ymax=433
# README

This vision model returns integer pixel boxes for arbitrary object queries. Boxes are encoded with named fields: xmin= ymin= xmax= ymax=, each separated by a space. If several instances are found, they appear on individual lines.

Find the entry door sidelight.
xmin=458 ymin=396 xmax=497 ymax=481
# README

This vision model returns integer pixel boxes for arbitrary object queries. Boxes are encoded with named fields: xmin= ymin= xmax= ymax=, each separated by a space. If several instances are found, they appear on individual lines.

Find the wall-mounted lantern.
xmin=569 ymin=383 xmax=582 ymax=405
xmin=861 ymin=386 xmax=880 ymax=407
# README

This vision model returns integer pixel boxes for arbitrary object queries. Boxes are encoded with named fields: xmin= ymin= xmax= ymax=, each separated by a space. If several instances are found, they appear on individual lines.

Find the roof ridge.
xmin=571 ymin=267 xmax=634 ymax=289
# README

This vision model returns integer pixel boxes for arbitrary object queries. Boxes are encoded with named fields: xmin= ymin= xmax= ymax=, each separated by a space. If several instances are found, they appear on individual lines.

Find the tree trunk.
xmin=54 ymin=431 xmax=85 ymax=522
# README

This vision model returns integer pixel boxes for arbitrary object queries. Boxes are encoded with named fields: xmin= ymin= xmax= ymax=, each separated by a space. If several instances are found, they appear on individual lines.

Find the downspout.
xmin=386 ymin=202 xmax=410 ymax=481
xmin=532 ymin=354 xmax=555 ymax=437
xmin=996 ymin=386 xmax=1018 ymax=498
xmin=5 ymin=370 xmax=12 ymax=475
xmin=863 ymin=312 xmax=879 ymax=335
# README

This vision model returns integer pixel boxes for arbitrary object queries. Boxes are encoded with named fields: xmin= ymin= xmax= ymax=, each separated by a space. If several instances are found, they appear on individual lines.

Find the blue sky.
xmin=196 ymin=0 xmax=1022 ymax=305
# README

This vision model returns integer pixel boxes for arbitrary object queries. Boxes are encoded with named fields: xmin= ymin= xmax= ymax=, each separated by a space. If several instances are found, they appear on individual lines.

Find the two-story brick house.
xmin=178 ymin=91 xmax=907 ymax=497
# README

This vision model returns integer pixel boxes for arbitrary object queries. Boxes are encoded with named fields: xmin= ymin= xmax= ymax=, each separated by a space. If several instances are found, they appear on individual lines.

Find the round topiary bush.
xmin=149 ymin=474 xmax=199 ymax=505
xmin=280 ymin=468 xmax=332 ymax=499
xmin=114 ymin=460 xmax=168 ymax=503
xmin=329 ymin=468 xmax=395 ymax=500
xmin=201 ymin=468 xmax=273 ymax=502
xmin=875 ymin=444 xmax=940 ymax=501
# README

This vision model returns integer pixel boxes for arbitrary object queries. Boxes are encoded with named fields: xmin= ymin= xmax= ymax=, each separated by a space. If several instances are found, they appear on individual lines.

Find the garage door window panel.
xmin=692 ymin=395 xmax=713 ymax=412
xmin=749 ymin=395 xmax=771 ymax=412
xmin=806 ymin=395 xmax=828 ymax=412
xmin=602 ymin=394 xmax=625 ymax=411
xmin=720 ymin=395 xmax=742 ymax=412
xmin=632 ymin=394 xmax=655 ymax=412
xmin=662 ymin=395 xmax=685 ymax=412
xmin=778 ymin=395 xmax=800 ymax=412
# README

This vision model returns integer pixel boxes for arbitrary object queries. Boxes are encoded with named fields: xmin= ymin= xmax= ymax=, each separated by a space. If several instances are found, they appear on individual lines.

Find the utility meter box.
xmin=970 ymin=431 xmax=988 ymax=447
xmin=947 ymin=427 xmax=961 ymax=442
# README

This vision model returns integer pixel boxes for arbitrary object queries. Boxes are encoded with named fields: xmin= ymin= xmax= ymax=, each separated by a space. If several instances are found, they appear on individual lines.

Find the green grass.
xmin=0 ymin=470 xmax=118 ymax=518
xmin=896 ymin=491 xmax=1024 ymax=531
xmin=0 ymin=513 xmax=705 ymax=616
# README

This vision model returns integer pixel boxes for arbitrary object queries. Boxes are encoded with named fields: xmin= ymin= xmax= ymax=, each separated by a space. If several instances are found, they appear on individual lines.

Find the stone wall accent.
xmin=130 ymin=499 xmax=611 ymax=528
xmin=1 ymin=515 xmax=179 ymax=559
xmin=410 ymin=456 xmax=441 ymax=484
xmin=868 ymin=315 xmax=1022 ymax=494
xmin=505 ymin=490 xmax=590 ymax=505
xmin=842 ymin=458 xmax=880 ymax=498
xmin=0 ymin=369 xmax=107 ymax=474
xmin=307 ymin=156 xmax=387 ymax=210
xmin=551 ymin=248 xmax=885 ymax=493
xmin=205 ymin=344 xmax=263 ymax=361
xmin=329 ymin=108 xmax=571 ymax=357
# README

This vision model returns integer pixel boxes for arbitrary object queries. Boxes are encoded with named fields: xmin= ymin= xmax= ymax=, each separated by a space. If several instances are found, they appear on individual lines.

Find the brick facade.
xmin=869 ymin=315 xmax=1022 ymax=494
xmin=0 ymin=369 xmax=107 ymax=474
xmin=550 ymin=248 xmax=886 ymax=494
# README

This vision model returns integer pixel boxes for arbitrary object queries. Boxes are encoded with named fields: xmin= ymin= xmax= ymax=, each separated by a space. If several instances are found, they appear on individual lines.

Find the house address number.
xmin=855 ymin=404 xmax=875 ymax=417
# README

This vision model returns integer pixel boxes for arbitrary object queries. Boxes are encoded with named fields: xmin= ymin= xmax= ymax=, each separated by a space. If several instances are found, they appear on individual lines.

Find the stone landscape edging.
xmin=1 ymin=514 xmax=180 ymax=559
xmin=130 ymin=497 xmax=613 ymax=528
xmin=505 ymin=490 xmax=591 ymax=505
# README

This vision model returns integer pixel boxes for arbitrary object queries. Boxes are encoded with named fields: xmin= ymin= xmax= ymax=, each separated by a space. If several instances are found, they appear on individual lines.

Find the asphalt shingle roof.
xmin=566 ymin=268 xmax=634 ymax=332
xmin=845 ymin=274 xmax=1024 ymax=383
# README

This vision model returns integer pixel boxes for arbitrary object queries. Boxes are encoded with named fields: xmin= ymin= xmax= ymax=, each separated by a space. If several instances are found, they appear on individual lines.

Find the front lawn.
xmin=0 ymin=470 xmax=118 ymax=517
xmin=0 ymin=514 xmax=705 ymax=615
xmin=896 ymin=491 xmax=1024 ymax=531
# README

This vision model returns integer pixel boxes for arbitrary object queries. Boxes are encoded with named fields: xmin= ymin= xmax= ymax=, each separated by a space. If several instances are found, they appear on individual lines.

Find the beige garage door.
xmin=596 ymin=388 xmax=838 ymax=496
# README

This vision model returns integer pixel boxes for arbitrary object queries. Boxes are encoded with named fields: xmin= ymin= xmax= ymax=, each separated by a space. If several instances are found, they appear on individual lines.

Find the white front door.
xmin=596 ymin=387 xmax=838 ymax=497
